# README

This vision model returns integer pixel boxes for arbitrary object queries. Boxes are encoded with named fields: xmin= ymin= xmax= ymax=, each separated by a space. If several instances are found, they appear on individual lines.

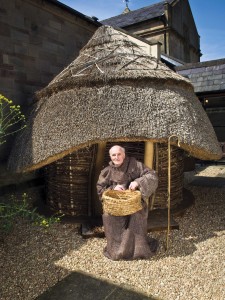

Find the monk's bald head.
xmin=109 ymin=145 xmax=125 ymax=156
xmin=109 ymin=145 xmax=126 ymax=166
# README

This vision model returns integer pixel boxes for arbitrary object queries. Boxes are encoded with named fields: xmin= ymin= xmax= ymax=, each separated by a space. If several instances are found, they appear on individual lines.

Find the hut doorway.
xmin=93 ymin=141 xmax=187 ymax=213
xmin=92 ymin=142 xmax=191 ymax=233
xmin=44 ymin=141 xmax=194 ymax=235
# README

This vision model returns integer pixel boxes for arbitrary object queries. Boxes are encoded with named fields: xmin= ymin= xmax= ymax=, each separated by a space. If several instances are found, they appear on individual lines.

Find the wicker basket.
xmin=102 ymin=190 xmax=142 ymax=216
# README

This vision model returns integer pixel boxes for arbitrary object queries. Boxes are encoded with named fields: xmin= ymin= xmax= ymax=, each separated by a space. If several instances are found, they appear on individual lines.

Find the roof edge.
xmin=46 ymin=0 xmax=102 ymax=26
xmin=12 ymin=137 xmax=222 ymax=173
xmin=176 ymin=58 xmax=225 ymax=71
xmin=101 ymin=0 xmax=167 ymax=23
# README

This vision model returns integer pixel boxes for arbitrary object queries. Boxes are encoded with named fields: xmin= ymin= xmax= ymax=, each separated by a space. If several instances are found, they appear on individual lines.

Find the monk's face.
xmin=109 ymin=146 xmax=125 ymax=167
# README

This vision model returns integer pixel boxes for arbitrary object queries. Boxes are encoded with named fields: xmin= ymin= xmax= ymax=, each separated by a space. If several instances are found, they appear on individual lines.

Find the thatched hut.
xmin=8 ymin=26 xmax=222 ymax=218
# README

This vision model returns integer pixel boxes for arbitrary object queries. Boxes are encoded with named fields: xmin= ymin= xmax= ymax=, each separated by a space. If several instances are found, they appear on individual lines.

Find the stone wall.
xmin=123 ymin=19 xmax=166 ymax=53
xmin=0 ymin=0 xmax=99 ymax=163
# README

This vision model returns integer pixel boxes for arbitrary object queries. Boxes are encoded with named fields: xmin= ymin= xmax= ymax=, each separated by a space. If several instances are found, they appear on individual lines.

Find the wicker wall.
xmin=154 ymin=143 xmax=184 ymax=208
xmin=44 ymin=142 xmax=184 ymax=216
xmin=45 ymin=145 xmax=97 ymax=216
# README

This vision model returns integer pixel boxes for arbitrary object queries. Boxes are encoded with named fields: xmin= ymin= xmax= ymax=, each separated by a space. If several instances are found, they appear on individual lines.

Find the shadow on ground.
xmin=36 ymin=271 xmax=157 ymax=300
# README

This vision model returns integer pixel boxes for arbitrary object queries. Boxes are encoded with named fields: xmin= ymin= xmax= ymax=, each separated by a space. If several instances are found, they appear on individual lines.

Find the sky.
xmin=58 ymin=0 xmax=225 ymax=62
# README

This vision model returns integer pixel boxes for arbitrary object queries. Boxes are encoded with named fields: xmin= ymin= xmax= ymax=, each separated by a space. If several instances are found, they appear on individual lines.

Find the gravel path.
xmin=0 ymin=165 xmax=225 ymax=300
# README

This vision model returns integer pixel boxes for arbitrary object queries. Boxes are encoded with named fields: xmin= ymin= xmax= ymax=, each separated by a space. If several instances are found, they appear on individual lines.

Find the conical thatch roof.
xmin=8 ymin=25 xmax=222 ymax=172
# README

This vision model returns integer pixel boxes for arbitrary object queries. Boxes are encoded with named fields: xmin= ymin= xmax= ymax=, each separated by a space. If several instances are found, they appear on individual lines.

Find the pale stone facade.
xmin=102 ymin=0 xmax=201 ymax=63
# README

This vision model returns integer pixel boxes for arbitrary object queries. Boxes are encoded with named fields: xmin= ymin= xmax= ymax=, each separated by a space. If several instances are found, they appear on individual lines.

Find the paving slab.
xmin=36 ymin=271 xmax=157 ymax=300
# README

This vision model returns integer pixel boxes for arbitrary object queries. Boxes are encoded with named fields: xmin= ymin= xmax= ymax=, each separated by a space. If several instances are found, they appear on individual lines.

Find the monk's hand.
xmin=129 ymin=181 xmax=138 ymax=191
xmin=114 ymin=184 xmax=125 ymax=191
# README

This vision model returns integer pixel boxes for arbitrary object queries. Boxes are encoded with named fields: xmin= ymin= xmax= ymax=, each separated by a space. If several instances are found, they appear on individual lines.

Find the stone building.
xmin=176 ymin=59 xmax=225 ymax=152
xmin=0 ymin=0 xmax=223 ymax=168
xmin=102 ymin=0 xmax=201 ymax=63
xmin=0 ymin=0 xmax=100 ymax=162
xmin=103 ymin=0 xmax=224 ymax=156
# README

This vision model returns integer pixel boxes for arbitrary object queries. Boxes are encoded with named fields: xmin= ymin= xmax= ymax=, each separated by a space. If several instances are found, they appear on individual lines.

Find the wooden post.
xmin=166 ymin=135 xmax=180 ymax=250
xmin=92 ymin=142 xmax=107 ymax=215
xmin=144 ymin=141 xmax=154 ymax=208
xmin=150 ymin=143 xmax=158 ymax=210
xmin=167 ymin=138 xmax=172 ymax=250
xmin=144 ymin=141 xmax=154 ymax=168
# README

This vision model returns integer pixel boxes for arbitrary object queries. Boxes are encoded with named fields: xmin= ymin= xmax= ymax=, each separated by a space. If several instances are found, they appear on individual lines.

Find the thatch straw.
xmin=8 ymin=25 xmax=222 ymax=172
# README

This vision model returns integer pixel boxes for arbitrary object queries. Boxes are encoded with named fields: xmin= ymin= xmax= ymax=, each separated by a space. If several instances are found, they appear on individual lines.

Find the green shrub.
xmin=0 ymin=94 xmax=62 ymax=235
xmin=0 ymin=93 xmax=26 ymax=145
xmin=0 ymin=193 xmax=62 ymax=234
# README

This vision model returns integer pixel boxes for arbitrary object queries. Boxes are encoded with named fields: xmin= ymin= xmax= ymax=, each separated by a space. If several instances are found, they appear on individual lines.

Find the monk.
xmin=97 ymin=145 xmax=158 ymax=260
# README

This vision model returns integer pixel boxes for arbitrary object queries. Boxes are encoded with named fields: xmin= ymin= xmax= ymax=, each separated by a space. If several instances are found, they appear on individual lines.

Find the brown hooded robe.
xmin=97 ymin=156 xmax=158 ymax=260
